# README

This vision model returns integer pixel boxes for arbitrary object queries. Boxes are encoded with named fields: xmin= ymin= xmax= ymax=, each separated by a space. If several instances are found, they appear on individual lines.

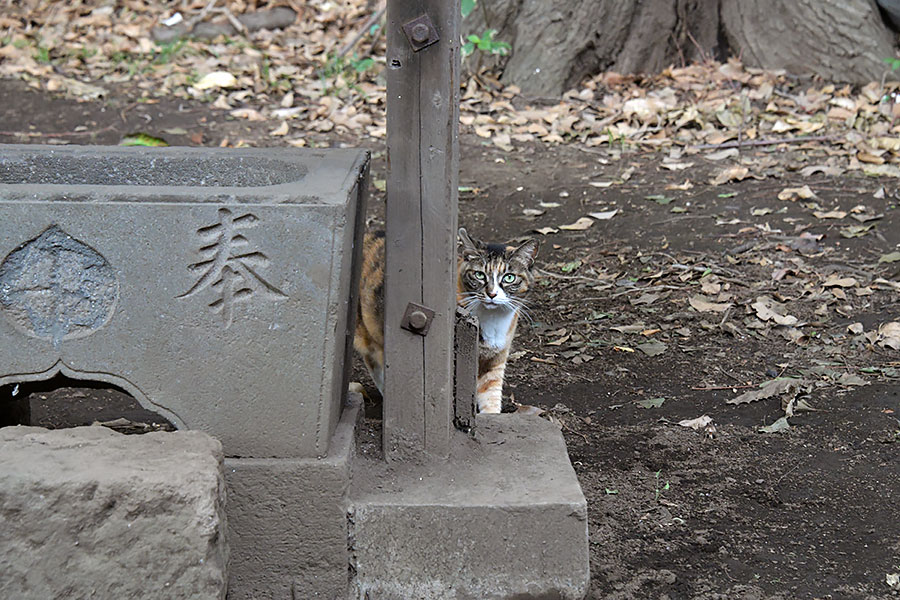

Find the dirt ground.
xmin=2 ymin=76 xmax=900 ymax=599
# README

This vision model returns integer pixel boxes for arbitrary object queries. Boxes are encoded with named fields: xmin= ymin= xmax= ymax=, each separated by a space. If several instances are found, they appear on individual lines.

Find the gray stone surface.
xmin=0 ymin=144 xmax=369 ymax=457
xmin=0 ymin=425 xmax=227 ymax=600
xmin=224 ymin=394 xmax=361 ymax=600
xmin=349 ymin=414 xmax=590 ymax=600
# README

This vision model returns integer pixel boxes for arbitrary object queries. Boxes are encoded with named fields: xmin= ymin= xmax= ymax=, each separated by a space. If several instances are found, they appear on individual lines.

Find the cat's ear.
xmin=511 ymin=238 xmax=539 ymax=268
xmin=458 ymin=227 xmax=481 ymax=259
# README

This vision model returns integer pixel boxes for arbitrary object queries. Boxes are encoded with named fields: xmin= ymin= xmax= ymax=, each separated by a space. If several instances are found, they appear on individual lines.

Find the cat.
xmin=353 ymin=227 xmax=538 ymax=414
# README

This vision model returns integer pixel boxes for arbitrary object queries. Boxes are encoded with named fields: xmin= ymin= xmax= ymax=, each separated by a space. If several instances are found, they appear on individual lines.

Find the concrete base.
xmin=224 ymin=396 xmax=360 ymax=600
xmin=348 ymin=414 xmax=590 ymax=600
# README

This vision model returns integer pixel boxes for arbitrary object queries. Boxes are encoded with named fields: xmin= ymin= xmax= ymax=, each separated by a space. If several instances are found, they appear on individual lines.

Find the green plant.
xmin=318 ymin=52 xmax=378 ymax=96
xmin=153 ymin=39 xmax=186 ymax=65
xmin=884 ymin=57 xmax=900 ymax=72
xmin=462 ymin=29 xmax=510 ymax=59
xmin=654 ymin=470 xmax=670 ymax=502
xmin=34 ymin=45 xmax=51 ymax=64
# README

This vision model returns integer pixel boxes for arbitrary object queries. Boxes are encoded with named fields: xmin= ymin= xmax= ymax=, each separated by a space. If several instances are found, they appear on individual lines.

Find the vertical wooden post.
xmin=384 ymin=0 xmax=460 ymax=460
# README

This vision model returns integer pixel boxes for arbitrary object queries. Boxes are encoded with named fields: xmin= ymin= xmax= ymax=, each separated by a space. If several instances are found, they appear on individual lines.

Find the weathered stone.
xmin=0 ymin=425 xmax=228 ymax=600
xmin=349 ymin=414 xmax=590 ymax=599
xmin=224 ymin=396 xmax=360 ymax=600
xmin=0 ymin=144 xmax=369 ymax=458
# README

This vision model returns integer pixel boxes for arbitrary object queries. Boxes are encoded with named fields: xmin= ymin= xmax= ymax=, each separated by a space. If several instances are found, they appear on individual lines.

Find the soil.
xmin=2 ymin=77 xmax=899 ymax=599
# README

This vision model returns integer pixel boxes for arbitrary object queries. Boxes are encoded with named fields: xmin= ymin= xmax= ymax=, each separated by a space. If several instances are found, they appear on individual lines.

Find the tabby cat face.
xmin=458 ymin=228 xmax=539 ymax=311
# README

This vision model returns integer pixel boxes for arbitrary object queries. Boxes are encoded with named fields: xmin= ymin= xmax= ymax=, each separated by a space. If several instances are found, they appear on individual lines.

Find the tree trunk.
xmin=465 ymin=0 xmax=897 ymax=96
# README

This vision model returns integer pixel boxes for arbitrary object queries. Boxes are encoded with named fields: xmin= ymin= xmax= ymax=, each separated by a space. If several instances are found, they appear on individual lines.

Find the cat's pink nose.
xmin=487 ymin=289 xmax=497 ymax=298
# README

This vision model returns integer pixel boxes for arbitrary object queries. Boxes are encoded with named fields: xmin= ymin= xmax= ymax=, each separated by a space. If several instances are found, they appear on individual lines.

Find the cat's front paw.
xmin=477 ymin=395 xmax=502 ymax=414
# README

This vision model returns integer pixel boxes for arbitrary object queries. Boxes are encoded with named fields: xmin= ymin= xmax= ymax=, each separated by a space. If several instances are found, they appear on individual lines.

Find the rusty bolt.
xmin=408 ymin=310 xmax=429 ymax=330
xmin=410 ymin=23 xmax=430 ymax=43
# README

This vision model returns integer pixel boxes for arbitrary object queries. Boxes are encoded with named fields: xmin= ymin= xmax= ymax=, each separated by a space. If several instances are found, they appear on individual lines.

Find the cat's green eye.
xmin=473 ymin=271 xmax=486 ymax=281
xmin=502 ymin=273 xmax=516 ymax=284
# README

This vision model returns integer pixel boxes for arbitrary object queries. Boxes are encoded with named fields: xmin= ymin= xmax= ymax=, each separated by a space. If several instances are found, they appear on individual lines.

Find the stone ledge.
xmin=348 ymin=414 xmax=590 ymax=600
xmin=0 ymin=425 xmax=227 ymax=600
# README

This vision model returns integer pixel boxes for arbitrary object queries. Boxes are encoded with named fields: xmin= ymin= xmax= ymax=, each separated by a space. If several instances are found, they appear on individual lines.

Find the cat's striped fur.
xmin=353 ymin=228 xmax=538 ymax=414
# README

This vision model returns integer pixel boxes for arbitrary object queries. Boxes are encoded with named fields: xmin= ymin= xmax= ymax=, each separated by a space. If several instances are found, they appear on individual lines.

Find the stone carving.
xmin=0 ymin=226 xmax=119 ymax=346
xmin=178 ymin=208 xmax=287 ymax=327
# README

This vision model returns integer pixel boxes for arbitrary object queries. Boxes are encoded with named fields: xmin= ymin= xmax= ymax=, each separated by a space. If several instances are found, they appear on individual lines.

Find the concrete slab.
xmin=224 ymin=394 xmax=360 ymax=600
xmin=349 ymin=414 xmax=590 ymax=600
xmin=0 ymin=425 xmax=227 ymax=600
xmin=0 ymin=144 xmax=369 ymax=458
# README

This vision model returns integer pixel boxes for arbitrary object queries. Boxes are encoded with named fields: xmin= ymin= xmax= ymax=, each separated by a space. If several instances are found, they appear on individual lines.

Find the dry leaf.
xmin=751 ymin=296 xmax=798 ymax=326
xmin=728 ymin=378 xmax=804 ymax=405
xmin=689 ymin=295 xmax=732 ymax=313
xmin=270 ymin=121 xmax=289 ymax=136
xmin=877 ymin=322 xmax=900 ymax=350
xmin=777 ymin=185 xmax=816 ymax=201
xmin=589 ymin=210 xmax=618 ymax=220
xmin=678 ymin=415 xmax=713 ymax=430
xmin=559 ymin=217 xmax=594 ymax=231
xmin=193 ymin=71 xmax=237 ymax=91
xmin=813 ymin=210 xmax=847 ymax=219
xmin=534 ymin=227 xmax=558 ymax=235
xmin=822 ymin=275 xmax=857 ymax=288
xmin=710 ymin=166 xmax=749 ymax=186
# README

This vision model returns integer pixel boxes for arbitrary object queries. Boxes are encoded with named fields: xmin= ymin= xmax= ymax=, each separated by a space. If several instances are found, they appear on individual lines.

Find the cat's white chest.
xmin=475 ymin=305 xmax=516 ymax=350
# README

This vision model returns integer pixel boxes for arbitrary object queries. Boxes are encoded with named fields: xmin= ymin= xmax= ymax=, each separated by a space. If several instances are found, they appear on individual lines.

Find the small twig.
xmin=186 ymin=0 xmax=219 ymax=28
xmin=337 ymin=2 xmax=386 ymax=59
xmin=691 ymin=134 xmax=837 ymax=151
xmin=536 ymin=268 xmax=612 ymax=286
xmin=691 ymin=384 xmax=758 ymax=391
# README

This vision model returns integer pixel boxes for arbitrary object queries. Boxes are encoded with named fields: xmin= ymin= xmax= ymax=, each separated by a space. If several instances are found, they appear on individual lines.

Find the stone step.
xmin=348 ymin=414 xmax=590 ymax=600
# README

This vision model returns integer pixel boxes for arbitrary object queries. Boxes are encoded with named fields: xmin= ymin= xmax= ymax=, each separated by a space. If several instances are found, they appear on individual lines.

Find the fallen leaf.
xmin=727 ymin=378 xmax=804 ymax=405
xmin=230 ymin=108 xmax=265 ymax=121
xmin=546 ymin=334 xmax=571 ymax=346
xmin=534 ymin=227 xmax=559 ymax=235
xmin=777 ymin=185 xmax=816 ymax=201
xmin=588 ymin=181 xmax=615 ymax=188
xmin=193 ymin=71 xmax=237 ymax=91
xmin=799 ymin=165 xmax=844 ymax=177
xmin=270 ymin=121 xmax=290 ymax=136
xmin=836 ymin=372 xmax=869 ymax=386
xmin=813 ymin=210 xmax=847 ymax=219
xmin=752 ymin=296 xmax=798 ymax=326
xmin=661 ymin=161 xmax=693 ymax=170
xmin=751 ymin=207 xmax=773 ymax=216
xmin=678 ymin=415 xmax=713 ymax=430
xmin=589 ymin=209 xmax=619 ymax=220
xmin=559 ymin=217 xmax=594 ymax=231
xmin=822 ymin=275 xmax=858 ymax=288
xmin=887 ymin=573 xmax=900 ymax=590
xmin=119 ymin=133 xmax=167 ymax=147
xmin=840 ymin=224 xmax=874 ymax=238
xmin=689 ymin=295 xmax=733 ymax=313
xmin=645 ymin=194 xmax=673 ymax=205
xmin=877 ymin=322 xmax=900 ymax=350
xmin=710 ymin=166 xmax=749 ymax=186
xmin=879 ymin=251 xmax=900 ymax=263
xmin=637 ymin=340 xmax=668 ymax=357
xmin=705 ymin=148 xmax=739 ymax=161
xmin=635 ymin=397 xmax=666 ymax=409
xmin=758 ymin=416 xmax=790 ymax=434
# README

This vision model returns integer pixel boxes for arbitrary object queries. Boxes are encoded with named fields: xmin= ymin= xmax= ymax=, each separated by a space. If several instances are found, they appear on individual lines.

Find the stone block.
xmin=0 ymin=425 xmax=228 ymax=600
xmin=224 ymin=395 xmax=360 ymax=600
xmin=0 ymin=144 xmax=369 ymax=457
xmin=349 ymin=414 xmax=590 ymax=600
